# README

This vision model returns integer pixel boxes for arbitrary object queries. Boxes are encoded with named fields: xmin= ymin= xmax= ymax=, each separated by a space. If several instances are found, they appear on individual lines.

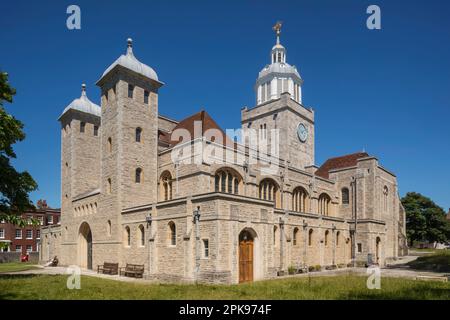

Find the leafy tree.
xmin=0 ymin=71 xmax=38 ymax=226
xmin=401 ymin=192 xmax=450 ymax=247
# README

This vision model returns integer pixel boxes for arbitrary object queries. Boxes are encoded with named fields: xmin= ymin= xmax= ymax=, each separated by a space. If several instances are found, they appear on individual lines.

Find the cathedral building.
xmin=41 ymin=24 xmax=407 ymax=283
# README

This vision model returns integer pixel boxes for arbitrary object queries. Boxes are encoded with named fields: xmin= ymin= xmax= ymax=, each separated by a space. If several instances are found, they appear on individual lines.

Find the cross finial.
xmin=272 ymin=21 xmax=282 ymax=44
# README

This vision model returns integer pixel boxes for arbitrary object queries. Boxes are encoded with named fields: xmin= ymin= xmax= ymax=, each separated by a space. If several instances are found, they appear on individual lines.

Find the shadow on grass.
xmin=406 ymin=252 xmax=450 ymax=273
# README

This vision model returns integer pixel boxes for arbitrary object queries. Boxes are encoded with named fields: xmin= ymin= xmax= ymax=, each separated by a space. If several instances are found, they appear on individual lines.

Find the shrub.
xmin=288 ymin=266 xmax=296 ymax=275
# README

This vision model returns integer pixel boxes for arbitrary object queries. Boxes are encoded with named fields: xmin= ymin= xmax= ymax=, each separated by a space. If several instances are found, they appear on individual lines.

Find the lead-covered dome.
xmin=98 ymin=38 xmax=160 ymax=83
xmin=59 ymin=84 xmax=101 ymax=120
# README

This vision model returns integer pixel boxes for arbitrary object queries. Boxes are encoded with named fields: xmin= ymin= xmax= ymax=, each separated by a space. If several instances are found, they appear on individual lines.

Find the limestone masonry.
xmin=41 ymin=26 xmax=407 ymax=284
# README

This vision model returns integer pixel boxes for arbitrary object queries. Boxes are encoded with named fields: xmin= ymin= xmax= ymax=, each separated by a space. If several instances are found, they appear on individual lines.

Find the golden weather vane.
xmin=272 ymin=21 xmax=283 ymax=44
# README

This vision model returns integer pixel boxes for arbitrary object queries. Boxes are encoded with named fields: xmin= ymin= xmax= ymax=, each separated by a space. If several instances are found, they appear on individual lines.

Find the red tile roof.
xmin=163 ymin=110 xmax=234 ymax=147
xmin=315 ymin=152 xmax=369 ymax=179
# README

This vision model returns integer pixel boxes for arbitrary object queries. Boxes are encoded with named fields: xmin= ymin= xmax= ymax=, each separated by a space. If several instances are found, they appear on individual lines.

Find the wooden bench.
xmin=97 ymin=262 xmax=119 ymax=275
xmin=120 ymin=263 xmax=145 ymax=278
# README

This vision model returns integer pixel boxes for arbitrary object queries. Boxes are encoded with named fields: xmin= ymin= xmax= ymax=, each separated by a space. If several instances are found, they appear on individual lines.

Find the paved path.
xmin=2 ymin=255 xmax=448 ymax=283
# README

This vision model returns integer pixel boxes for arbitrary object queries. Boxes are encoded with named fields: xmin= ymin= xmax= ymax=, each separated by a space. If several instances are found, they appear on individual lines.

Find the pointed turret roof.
xmin=59 ymin=84 xmax=101 ymax=120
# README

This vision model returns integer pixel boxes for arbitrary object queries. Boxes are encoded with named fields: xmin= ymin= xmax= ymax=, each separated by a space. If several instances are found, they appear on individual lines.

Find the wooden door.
xmin=239 ymin=233 xmax=253 ymax=283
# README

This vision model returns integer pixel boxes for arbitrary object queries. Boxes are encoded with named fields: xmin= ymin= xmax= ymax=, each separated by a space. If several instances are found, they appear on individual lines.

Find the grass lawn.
xmin=407 ymin=250 xmax=450 ymax=272
xmin=0 ymin=262 xmax=39 ymax=274
xmin=0 ymin=274 xmax=449 ymax=300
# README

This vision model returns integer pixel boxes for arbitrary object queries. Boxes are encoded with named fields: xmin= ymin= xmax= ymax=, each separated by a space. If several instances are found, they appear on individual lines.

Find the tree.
xmin=401 ymin=192 xmax=450 ymax=247
xmin=0 ymin=71 xmax=38 ymax=227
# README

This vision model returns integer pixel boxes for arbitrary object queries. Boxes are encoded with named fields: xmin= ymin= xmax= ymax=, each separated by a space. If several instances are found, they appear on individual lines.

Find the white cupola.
xmin=255 ymin=22 xmax=303 ymax=105
xmin=59 ymin=84 xmax=101 ymax=120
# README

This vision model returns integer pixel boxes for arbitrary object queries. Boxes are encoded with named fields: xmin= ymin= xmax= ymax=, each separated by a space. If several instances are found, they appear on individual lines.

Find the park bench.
xmin=97 ymin=262 xmax=119 ymax=275
xmin=120 ymin=263 xmax=145 ymax=278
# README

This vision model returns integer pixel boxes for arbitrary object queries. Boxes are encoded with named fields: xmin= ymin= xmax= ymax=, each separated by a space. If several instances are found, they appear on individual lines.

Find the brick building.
xmin=0 ymin=200 xmax=60 ymax=255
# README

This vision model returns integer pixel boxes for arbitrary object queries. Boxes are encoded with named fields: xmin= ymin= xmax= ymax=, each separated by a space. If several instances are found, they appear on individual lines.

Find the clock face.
xmin=297 ymin=123 xmax=308 ymax=142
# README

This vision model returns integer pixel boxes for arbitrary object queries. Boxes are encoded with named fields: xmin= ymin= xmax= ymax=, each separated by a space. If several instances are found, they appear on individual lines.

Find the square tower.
xmin=96 ymin=39 xmax=164 ymax=211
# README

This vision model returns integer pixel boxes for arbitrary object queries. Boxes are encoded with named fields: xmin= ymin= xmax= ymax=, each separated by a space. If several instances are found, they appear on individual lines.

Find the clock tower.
xmin=241 ymin=22 xmax=315 ymax=170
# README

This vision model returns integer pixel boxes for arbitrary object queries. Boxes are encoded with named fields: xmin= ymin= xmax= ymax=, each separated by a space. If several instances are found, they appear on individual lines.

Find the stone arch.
xmin=77 ymin=221 xmax=93 ymax=269
xmin=214 ymin=167 xmax=243 ymax=195
xmin=258 ymin=178 xmax=281 ymax=208
xmin=292 ymin=186 xmax=310 ymax=212
xmin=159 ymin=170 xmax=173 ymax=201
xmin=318 ymin=193 xmax=332 ymax=216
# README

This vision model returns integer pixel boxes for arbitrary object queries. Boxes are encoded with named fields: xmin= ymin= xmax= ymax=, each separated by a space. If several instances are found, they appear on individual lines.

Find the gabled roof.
xmin=167 ymin=110 xmax=234 ymax=147
xmin=315 ymin=152 xmax=369 ymax=179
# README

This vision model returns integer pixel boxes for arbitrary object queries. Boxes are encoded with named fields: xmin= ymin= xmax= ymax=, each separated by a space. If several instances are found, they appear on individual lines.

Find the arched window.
xmin=293 ymin=227 xmax=299 ymax=246
xmin=227 ymin=173 xmax=232 ymax=193
xmin=308 ymin=229 xmax=313 ymax=246
xmin=160 ymin=171 xmax=173 ymax=201
xmin=214 ymin=168 xmax=242 ymax=195
xmin=341 ymin=187 xmax=350 ymax=205
xmin=168 ymin=222 xmax=176 ymax=246
xmin=324 ymin=230 xmax=329 ymax=246
xmin=135 ymin=127 xmax=142 ymax=142
xmin=292 ymin=187 xmax=309 ymax=212
xmin=107 ymin=220 xmax=111 ymax=236
xmin=124 ymin=226 xmax=130 ymax=247
xmin=138 ymin=225 xmax=145 ymax=247
xmin=318 ymin=193 xmax=331 ymax=216
xmin=336 ymin=231 xmax=340 ymax=246
xmin=107 ymin=137 xmax=112 ymax=153
xmin=383 ymin=186 xmax=389 ymax=211
xmin=259 ymin=179 xmax=279 ymax=208
xmin=135 ymin=168 xmax=142 ymax=183
xmin=215 ymin=175 xmax=220 ymax=192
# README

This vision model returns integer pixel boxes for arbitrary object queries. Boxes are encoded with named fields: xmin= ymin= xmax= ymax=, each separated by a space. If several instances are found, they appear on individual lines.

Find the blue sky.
xmin=1 ymin=0 xmax=449 ymax=211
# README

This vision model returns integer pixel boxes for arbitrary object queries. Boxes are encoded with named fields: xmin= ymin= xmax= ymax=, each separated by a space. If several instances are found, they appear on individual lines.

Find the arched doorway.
xmin=78 ymin=222 xmax=93 ymax=269
xmin=376 ymin=237 xmax=381 ymax=264
xmin=239 ymin=229 xmax=255 ymax=283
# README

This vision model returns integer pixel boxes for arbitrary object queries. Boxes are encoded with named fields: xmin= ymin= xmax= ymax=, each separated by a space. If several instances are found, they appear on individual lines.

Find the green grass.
xmin=407 ymin=250 xmax=450 ymax=272
xmin=0 ymin=274 xmax=449 ymax=300
xmin=0 ymin=262 xmax=39 ymax=274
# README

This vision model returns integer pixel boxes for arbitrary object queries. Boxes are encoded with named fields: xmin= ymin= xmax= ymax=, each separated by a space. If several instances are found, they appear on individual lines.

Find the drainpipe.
xmin=332 ymin=224 xmax=336 ymax=266
xmin=279 ymin=215 xmax=285 ymax=272
xmin=302 ymin=220 xmax=308 ymax=268
xmin=146 ymin=212 xmax=152 ymax=277
xmin=193 ymin=206 xmax=201 ymax=282
xmin=351 ymin=176 xmax=358 ymax=267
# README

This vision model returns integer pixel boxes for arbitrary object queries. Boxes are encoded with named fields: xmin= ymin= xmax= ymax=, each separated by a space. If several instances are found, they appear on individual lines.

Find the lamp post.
xmin=193 ymin=206 xmax=201 ymax=282
xmin=146 ymin=212 xmax=152 ymax=276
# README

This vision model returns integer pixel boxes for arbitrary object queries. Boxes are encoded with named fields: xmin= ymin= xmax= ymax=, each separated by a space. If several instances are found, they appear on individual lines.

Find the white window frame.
xmin=26 ymin=230 xmax=33 ymax=239
xmin=26 ymin=245 xmax=32 ymax=253
xmin=36 ymin=229 xmax=40 ymax=239
xmin=0 ymin=228 xmax=4 ymax=239
xmin=15 ymin=245 xmax=22 ymax=252
xmin=15 ymin=229 xmax=22 ymax=239
xmin=47 ymin=216 xmax=53 ymax=224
